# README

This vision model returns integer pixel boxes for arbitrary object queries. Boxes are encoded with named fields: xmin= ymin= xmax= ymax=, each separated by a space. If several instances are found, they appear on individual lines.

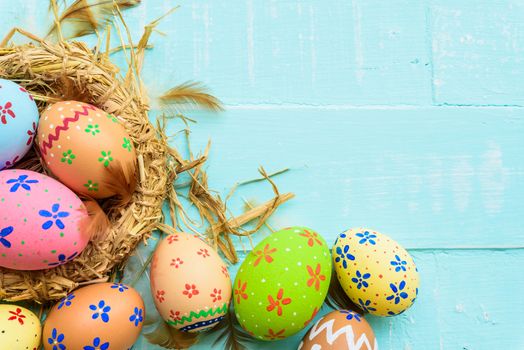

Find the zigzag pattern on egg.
xmin=40 ymin=103 xmax=97 ymax=156
xmin=302 ymin=317 xmax=378 ymax=350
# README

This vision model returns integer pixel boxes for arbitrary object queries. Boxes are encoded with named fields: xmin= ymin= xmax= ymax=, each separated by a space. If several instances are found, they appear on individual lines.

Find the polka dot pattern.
xmin=0 ymin=304 xmax=41 ymax=349
xmin=37 ymin=100 xmax=136 ymax=199
xmin=333 ymin=228 xmax=420 ymax=317
xmin=233 ymin=226 xmax=332 ymax=340
xmin=0 ymin=169 xmax=89 ymax=270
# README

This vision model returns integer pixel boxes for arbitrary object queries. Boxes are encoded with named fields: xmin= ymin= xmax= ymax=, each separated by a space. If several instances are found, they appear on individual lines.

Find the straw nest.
xmin=0 ymin=36 xmax=174 ymax=302
xmin=0 ymin=3 xmax=293 ymax=308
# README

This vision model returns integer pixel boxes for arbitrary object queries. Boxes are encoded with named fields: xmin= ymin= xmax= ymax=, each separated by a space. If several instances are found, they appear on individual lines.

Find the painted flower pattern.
xmin=129 ymin=307 xmax=143 ymax=327
xmin=221 ymin=265 xmax=230 ymax=278
xmin=123 ymin=137 xmax=132 ymax=151
xmin=265 ymin=328 xmax=286 ymax=340
xmin=84 ymin=337 xmax=109 ymax=350
xmin=85 ymin=124 xmax=100 ymax=136
xmin=0 ymin=101 xmax=15 ymax=124
xmin=167 ymin=235 xmax=178 ymax=244
xmin=156 ymin=290 xmax=165 ymax=303
xmin=253 ymin=243 xmax=277 ymax=267
xmin=197 ymin=248 xmax=210 ymax=258
xmin=387 ymin=281 xmax=409 ymax=304
xmin=48 ymin=328 xmax=65 ymax=350
xmin=334 ymin=232 xmax=347 ymax=245
xmin=107 ymin=113 xmax=118 ymax=123
xmin=183 ymin=284 xmax=199 ymax=299
xmin=340 ymin=310 xmax=362 ymax=322
xmin=58 ymin=293 xmax=75 ymax=309
xmin=351 ymin=270 xmax=371 ymax=289
xmin=4 ymin=156 xmax=19 ymax=169
xmin=48 ymin=252 xmax=78 ymax=267
xmin=83 ymin=180 xmax=99 ymax=192
xmin=234 ymin=279 xmax=248 ymax=304
xmin=304 ymin=307 xmax=319 ymax=326
xmin=299 ymin=229 xmax=323 ymax=247
xmin=170 ymin=257 xmax=183 ymax=268
xmin=7 ymin=174 xmax=38 ymax=192
xmin=335 ymin=245 xmax=355 ymax=269
xmin=358 ymin=298 xmax=377 ymax=313
xmin=98 ymin=151 xmax=113 ymax=167
xmin=210 ymin=288 xmax=222 ymax=302
xmin=89 ymin=300 xmax=111 ymax=322
xmin=169 ymin=310 xmax=181 ymax=322
xmin=0 ymin=226 xmax=13 ymax=248
xmin=39 ymin=203 xmax=70 ymax=230
xmin=26 ymin=122 xmax=37 ymax=145
xmin=356 ymin=231 xmax=377 ymax=245
xmin=306 ymin=264 xmax=326 ymax=291
xmin=111 ymin=283 xmax=129 ymax=292
xmin=8 ymin=308 xmax=26 ymax=325
xmin=19 ymin=87 xmax=34 ymax=100
xmin=391 ymin=255 xmax=408 ymax=272
xmin=266 ymin=288 xmax=291 ymax=316
xmin=61 ymin=149 xmax=76 ymax=165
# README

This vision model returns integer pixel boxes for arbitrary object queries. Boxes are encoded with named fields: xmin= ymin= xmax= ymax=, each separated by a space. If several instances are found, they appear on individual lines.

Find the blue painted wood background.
xmin=1 ymin=0 xmax=523 ymax=349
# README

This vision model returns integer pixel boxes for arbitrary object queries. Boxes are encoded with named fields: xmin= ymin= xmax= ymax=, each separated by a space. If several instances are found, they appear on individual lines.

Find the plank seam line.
xmin=224 ymin=103 xmax=523 ymax=110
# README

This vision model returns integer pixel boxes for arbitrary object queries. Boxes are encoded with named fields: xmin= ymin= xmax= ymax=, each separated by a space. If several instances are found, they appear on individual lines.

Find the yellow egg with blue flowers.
xmin=333 ymin=228 xmax=419 ymax=316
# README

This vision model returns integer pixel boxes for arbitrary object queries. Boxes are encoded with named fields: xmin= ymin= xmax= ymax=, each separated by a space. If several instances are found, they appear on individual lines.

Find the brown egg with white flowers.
xmin=298 ymin=310 xmax=377 ymax=350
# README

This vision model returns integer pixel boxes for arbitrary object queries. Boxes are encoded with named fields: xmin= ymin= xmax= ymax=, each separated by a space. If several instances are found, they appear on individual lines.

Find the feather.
xmin=144 ymin=320 xmax=199 ymax=349
xmin=81 ymin=197 xmax=111 ymax=241
xmin=103 ymin=159 xmax=138 ymax=209
xmin=159 ymin=81 xmax=224 ymax=112
xmin=213 ymin=305 xmax=253 ymax=350
xmin=48 ymin=0 xmax=141 ymax=39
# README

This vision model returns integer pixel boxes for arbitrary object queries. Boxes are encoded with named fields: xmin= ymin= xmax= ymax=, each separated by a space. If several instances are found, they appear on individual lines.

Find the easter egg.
xmin=299 ymin=310 xmax=377 ymax=350
xmin=43 ymin=282 xmax=144 ymax=350
xmin=233 ymin=227 xmax=331 ymax=341
xmin=37 ymin=100 xmax=136 ymax=198
xmin=150 ymin=232 xmax=232 ymax=332
xmin=333 ymin=228 xmax=419 ymax=316
xmin=0 ymin=79 xmax=39 ymax=170
xmin=0 ymin=304 xmax=41 ymax=349
xmin=0 ymin=169 xmax=89 ymax=270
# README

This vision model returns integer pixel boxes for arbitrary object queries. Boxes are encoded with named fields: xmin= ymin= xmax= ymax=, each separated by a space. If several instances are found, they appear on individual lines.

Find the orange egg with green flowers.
xmin=37 ymin=101 xmax=136 ymax=200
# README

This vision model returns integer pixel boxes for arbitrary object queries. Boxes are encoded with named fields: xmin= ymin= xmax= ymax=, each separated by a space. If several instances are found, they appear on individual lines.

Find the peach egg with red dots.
xmin=0 ymin=79 xmax=39 ymax=170
xmin=332 ymin=228 xmax=419 ymax=317
xmin=0 ymin=304 xmax=41 ymax=350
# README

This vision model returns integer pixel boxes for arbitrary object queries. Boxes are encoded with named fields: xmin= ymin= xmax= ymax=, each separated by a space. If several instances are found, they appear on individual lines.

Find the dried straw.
xmin=0 ymin=1 xmax=293 ymax=303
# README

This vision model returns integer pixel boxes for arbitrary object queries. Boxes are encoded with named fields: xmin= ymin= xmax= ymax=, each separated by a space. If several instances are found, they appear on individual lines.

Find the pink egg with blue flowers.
xmin=0 ymin=169 xmax=89 ymax=270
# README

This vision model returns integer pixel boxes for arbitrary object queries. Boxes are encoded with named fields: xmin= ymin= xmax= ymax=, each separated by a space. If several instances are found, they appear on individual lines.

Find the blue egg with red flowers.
xmin=0 ymin=79 xmax=39 ymax=169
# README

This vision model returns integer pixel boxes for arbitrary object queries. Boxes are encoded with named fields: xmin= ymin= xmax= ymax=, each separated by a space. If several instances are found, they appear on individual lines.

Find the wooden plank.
xmin=170 ymin=106 xmax=524 ymax=248
xmin=127 ymin=248 xmax=524 ymax=349
xmin=132 ymin=0 xmax=431 ymax=105
xmin=429 ymin=0 xmax=524 ymax=106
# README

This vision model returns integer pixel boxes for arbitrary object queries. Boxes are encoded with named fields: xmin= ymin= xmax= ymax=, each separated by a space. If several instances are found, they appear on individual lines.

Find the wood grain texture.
xmin=1 ymin=0 xmax=523 ymax=349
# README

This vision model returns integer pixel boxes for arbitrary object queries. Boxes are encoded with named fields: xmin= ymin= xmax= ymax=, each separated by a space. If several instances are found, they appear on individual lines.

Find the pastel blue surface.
xmin=1 ymin=1 xmax=523 ymax=349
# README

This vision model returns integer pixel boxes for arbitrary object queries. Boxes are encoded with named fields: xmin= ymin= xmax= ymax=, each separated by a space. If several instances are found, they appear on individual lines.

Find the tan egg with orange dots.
xmin=37 ymin=101 xmax=136 ymax=199
xmin=299 ymin=310 xmax=378 ymax=350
